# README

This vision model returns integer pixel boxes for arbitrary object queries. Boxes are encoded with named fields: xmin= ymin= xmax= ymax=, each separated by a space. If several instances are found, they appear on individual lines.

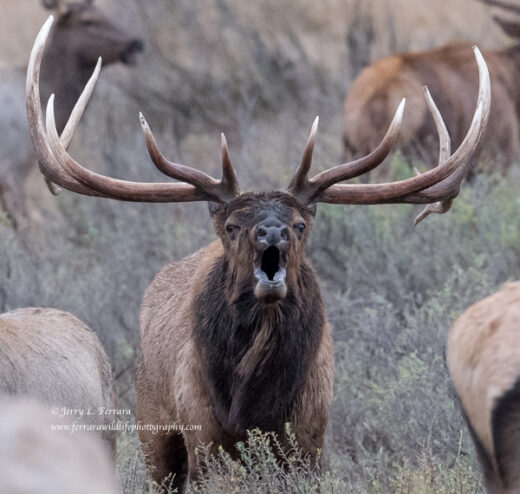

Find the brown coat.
xmin=344 ymin=42 xmax=520 ymax=176
xmin=136 ymin=193 xmax=334 ymax=490
xmin=0 ymin=307 xmax=116 ymax=456
xmin=447 ymin=282 xmax=520 ymax=493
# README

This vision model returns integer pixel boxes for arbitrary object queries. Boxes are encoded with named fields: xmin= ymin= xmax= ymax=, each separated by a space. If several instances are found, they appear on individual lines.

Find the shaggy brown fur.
xmin=343 ymin=40 xmax=520 ymax=177
xmin=136 ymin=192 xmax=334 ymax=491
xmin=0 ymin=307 xmax=116 ymax=456
xmin=0 ymin=395 xmax=118 ymax=494
xmin=447 ymin=282 xmax=520 ymax=494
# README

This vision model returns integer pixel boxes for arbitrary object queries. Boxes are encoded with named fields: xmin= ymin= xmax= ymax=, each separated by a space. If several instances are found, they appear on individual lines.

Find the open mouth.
xmin=253 ymin=246 xmax=287 ymax=301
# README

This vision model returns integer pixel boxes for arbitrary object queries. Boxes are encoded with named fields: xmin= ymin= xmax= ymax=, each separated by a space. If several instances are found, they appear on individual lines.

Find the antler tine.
xmin=426 ymin=87 xmax=451 ymax=164
xmin=60 ymin=57 xmax=101 ymax=149
xmin=413 ymin=87 xmax=453 ymax=225
xmin=139 ymin=113 xmax=240 ymax=202
xmin=139 ymin=114 xmax=238 ymax=203
xmin=287 ymin=100 xmax=405 ymax=204
xmin=314 ymin=100 xmax=405 ymax=189
xmin=287 ymin=116 xmax=319 ymax=196
xmin=310 ymin=46 xmax=490 ymax=217
xmin=44 ymin=56 xmax=102 ymax=197
xmin=220 ymin=133 xmax=241 ymax=199
xmin=26 ymin=16 xmax=92 ymax=195
xmin=138 ymin=114 xmax=240 ymax=202
xmin=27 ymin=16 xmax=240 ymax=204
xmin=408 ymin=46 xmax=490 ymax=207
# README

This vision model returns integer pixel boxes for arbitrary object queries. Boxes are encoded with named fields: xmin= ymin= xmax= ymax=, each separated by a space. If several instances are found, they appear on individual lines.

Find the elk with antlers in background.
xmin=447 ymin=282 xmax=520 ymax=494
xmin=343 ymin=0 xmax=518 ymax=178
xmin=0 ymin=0 xmax=143 ymax=225
xmin=26 ymin=15 xmax=490 ymax=491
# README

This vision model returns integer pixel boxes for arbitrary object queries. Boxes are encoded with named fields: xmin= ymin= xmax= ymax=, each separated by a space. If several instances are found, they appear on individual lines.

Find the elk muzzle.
xmin=252 ymin=218 xmax=289 ymax=302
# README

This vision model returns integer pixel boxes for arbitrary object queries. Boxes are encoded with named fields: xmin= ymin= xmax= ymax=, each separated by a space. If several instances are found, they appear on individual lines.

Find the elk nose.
xmin=255 ymin=223 xmax=289 ymax=246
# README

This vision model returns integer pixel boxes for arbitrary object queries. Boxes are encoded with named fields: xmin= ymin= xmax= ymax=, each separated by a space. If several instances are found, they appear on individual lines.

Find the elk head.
xmin=205 ymin=192 xmax=316 ymax=302
xmin=41 ymin=0 xmax=143 ymax=67
xmin=26 ymin=17 xmax=491 ymax=297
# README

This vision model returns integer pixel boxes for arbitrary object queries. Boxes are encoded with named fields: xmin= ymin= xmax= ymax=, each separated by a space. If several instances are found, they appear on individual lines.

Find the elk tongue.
xmin=254 ymin=266 xmax=286 ymax=284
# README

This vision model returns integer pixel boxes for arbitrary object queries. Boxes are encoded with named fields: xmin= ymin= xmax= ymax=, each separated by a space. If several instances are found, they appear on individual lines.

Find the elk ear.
xmin=305 ymin=203 xmax=317 ymax=217
xmin=208 ymin=202 xmax=224 ymax=217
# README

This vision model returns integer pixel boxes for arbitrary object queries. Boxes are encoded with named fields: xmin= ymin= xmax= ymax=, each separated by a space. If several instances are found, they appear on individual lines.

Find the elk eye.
xmin=294 ymin=223 xmax=306 ymax=233
xmin=226 ymin=225 xmax=239 ymax=234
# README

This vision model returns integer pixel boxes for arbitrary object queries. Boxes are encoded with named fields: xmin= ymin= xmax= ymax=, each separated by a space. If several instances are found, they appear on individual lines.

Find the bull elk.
xmin=447 ymin=282 xmax=520 ymax=494
xmin=27 ymin=15 xmax=490 ymax=491
xmin=0 ymin=0 xmax=143 ymax=224
xmin=343 ymin=0 xmax=519 ymax=177
xmin=0 ymin=395 xmax=118 ymax=494
xmin=0 ymin=307 xmax=116 ymax=456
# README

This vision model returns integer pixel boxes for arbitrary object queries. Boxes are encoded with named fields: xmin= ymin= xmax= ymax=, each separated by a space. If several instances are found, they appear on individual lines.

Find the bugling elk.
xmin=27 ymin=15 xmax=490 ymax=491
xmin=0 ymin=0 xmax=143 ymax=224
xmin=0 ymin=308 xmax=116 ymax=457
xmin=0 ymin=395 xmax=118 ymax=494
xmin=448 ymin=282 xmax=520 ymax=494
xmin=343 ymin=0 xmax=519 ymax=176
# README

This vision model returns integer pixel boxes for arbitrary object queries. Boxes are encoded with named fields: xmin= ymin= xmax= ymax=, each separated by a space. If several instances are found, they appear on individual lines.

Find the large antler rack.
xmin=27 ymin=17 xmax=490 ymax=225
xmin=287 ymin=46 xmax=491 ymax=225
xmin=26 ymin=16 xmax=241 ymax=204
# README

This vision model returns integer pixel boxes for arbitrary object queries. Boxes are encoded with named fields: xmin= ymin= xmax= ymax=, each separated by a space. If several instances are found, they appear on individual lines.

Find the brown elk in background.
xmin=447 ymin=282 xmax=520 ymax=494
xmin=0 ymin=0 xmax=143 ymax=224
xmin=0 ymin=395 xmax=118 ymax=494
xmin=343 ymin=0 xmax=520 ymax=178
xmin=27 ymin=16 xmax=490 ymax=491
xmin=0 ymin=307 xmax=116 ymax=456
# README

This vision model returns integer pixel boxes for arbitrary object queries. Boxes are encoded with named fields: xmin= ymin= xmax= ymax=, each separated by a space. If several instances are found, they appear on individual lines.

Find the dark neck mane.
xmin=193 ymin=256 xmax=324 ymax=436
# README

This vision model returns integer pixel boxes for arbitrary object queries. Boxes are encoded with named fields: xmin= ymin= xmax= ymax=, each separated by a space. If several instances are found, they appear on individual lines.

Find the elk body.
xmin=26 ymin=17 xmax=490 ymax=491
xmin=343 ymin=0 xmax=520 ymax=176
xmin=0 ymin=0 xmax=142 ymax=223
xmin=447 ymin=282 xmax=520 ymax=494
xmin=0 ymin=307 xmax=116 ymax=456
xmin=0 ymin=395 xmax=118 ymax=494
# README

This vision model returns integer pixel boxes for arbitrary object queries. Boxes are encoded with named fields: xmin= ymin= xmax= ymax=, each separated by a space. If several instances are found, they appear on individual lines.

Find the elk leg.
xmin=491 ymin=378 xmax=520 ymax=493
xmin=136 ymin=399 xmax=189 ymax=491
xmin=140 ymin=430 xmax=188 ymax=492
xmin=136 ymin=360 xmax=188 ymax=491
